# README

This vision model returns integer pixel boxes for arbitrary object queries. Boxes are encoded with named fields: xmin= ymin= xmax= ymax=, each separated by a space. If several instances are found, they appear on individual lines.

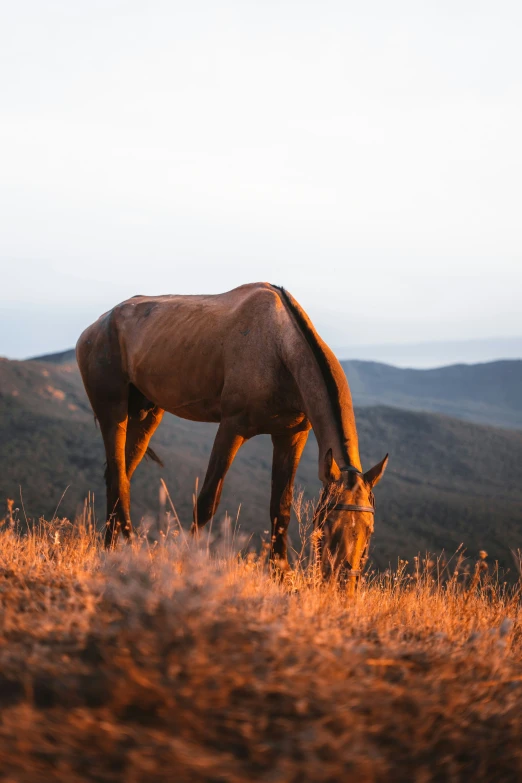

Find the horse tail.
xmin=145 ymin=446 xmax=164 ymax=468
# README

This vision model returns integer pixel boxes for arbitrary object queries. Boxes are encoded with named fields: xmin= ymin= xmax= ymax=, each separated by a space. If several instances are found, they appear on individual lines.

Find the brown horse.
xmin=76 ymin=283 xmax=387 ymax=576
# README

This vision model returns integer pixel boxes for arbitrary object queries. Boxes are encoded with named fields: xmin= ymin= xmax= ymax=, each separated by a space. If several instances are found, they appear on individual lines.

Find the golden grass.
xmin=0 ymin=512 xmax=521 ymax=782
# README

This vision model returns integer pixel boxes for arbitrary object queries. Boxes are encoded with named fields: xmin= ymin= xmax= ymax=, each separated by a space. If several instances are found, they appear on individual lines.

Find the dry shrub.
xmin=0 ymin=514 xmax=521 ymax=782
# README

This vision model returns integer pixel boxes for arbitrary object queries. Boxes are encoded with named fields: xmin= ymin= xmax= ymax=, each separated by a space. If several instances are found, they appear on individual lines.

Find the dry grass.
xmin=0 ymin=508 xmax=521 ymax=782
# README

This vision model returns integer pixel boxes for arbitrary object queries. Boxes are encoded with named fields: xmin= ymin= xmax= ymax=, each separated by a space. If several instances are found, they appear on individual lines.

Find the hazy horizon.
xmin=2 ymin=2 xmax=521 ymax=362
xmin=5 ymin=333 xmax=521 ymax=371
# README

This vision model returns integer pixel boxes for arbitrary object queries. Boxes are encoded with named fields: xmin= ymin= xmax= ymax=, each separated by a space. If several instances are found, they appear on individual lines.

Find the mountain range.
xmin=31 ymin=350 xmax=522 ymax=429
xmin=344 ymin=359 xmax=522 ymax=429
xmin=1 ymin=349 xmax=521 ymax=575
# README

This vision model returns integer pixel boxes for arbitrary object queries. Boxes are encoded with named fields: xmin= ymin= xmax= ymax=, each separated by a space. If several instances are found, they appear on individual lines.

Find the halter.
xmin=326 ymin=503 xmax=375 ymax=514
xmin=325 ymin=465 xmax=375 ymax=514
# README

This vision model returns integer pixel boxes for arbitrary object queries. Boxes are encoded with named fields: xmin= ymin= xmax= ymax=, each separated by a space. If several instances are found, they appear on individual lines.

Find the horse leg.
xmin=97 ymin=402 xmax=132 ymax=549
xmin=192 ymin=421 xmax=245 ymax=534
xmin=80 ymin=368 xmax=131 ymax=548
xmin=270 ymin=429 xmax=309 ymax=569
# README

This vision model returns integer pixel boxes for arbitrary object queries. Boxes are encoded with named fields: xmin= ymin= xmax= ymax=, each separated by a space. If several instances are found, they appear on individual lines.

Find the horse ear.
xmin=364 ymin=454 xmax=389 ymax=488
xmin=324 ymin=448 xmax=341 ymax=482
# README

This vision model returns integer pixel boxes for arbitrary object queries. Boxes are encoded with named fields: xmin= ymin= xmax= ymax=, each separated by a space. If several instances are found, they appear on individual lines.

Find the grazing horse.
xmin=76 ymin=283 xmax=388 ymax=577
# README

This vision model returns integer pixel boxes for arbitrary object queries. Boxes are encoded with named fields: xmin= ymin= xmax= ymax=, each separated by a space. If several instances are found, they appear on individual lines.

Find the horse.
xmin=76 ymin=282 xmax=388 ymax=578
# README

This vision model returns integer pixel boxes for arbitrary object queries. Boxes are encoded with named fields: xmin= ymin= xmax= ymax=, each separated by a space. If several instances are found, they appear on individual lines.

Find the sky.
xmin=1 ymin=0 xmax=521 ymax=365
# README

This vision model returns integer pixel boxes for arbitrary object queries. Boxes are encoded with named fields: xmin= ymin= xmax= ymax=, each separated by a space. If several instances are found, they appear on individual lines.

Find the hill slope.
xmin=1 ymin=354 xmax=521 ymax=571
xmin=0 ymin=360 xmax=522 ymax=566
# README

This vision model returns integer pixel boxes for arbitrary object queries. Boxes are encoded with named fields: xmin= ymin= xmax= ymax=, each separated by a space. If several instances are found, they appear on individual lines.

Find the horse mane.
xmin=271 ymin=284 xmax=351 ymax=463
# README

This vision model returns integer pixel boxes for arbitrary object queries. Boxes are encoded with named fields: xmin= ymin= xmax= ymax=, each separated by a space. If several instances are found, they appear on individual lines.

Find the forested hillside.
xmin=1 ymin=353 xmax=521 ymax=573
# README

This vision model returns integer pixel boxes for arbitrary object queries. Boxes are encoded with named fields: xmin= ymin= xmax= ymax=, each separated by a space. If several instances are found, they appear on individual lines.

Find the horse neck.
xmin=282 ymin=331 xmax=362 ymax=476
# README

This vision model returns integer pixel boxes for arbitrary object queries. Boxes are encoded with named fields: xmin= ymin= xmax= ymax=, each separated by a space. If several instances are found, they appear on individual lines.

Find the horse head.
xmin=316 ymin=449 xmax=388 ymax=586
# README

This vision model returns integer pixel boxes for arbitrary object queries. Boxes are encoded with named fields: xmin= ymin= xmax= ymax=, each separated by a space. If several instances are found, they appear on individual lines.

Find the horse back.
xmin=79 ymin=283 xmax=292 ymax=422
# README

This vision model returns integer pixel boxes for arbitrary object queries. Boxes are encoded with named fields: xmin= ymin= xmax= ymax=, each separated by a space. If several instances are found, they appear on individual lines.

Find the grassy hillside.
xmin=1 ymin=354 xmax=521 ymax=573
xmin=0 ymin=523 xmax=521 ymax=782
xmin=345 ymin=358 xmax=522 ymax=429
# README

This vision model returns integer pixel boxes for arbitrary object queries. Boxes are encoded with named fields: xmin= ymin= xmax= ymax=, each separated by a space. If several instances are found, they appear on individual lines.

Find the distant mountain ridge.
xmin=344 ymin=359 xmax=522 ymax=430
xmin=28 ymin=349 xmax=522 ymax=430
xmin=31 ymin=349 xmax=77 ymax=365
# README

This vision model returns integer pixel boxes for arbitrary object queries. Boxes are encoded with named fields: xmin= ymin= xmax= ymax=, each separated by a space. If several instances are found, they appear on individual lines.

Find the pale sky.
xmin=1 ymin=0 xmax=521 ymax=364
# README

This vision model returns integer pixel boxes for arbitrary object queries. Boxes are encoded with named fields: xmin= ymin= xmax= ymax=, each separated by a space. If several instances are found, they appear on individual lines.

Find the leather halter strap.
xmin=326 ymin=503 xmax=375 ymax=514
xmin=329 ymin=465 xmax=375 ymax=513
